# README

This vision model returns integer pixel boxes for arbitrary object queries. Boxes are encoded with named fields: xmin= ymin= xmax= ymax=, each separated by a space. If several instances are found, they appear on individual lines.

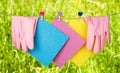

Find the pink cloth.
xmin=12 ymin=16 xmax=38 ymax=52
xmin=84 ymin=16 xmax=110 ymax=54
xmin=52 ymin=16 xmax=85 ymax=67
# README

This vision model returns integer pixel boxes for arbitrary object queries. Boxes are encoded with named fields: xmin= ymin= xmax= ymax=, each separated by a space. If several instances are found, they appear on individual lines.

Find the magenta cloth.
xmin=12 ymin=16 xmax=38 ymax=52
xmin=84 ymin=16 xmax=110 ymax=54
xmin=52 ymin=16 xmax=85 ymax=67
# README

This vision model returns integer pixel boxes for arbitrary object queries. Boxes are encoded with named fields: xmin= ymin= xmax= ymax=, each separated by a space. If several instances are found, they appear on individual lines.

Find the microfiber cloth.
xmin=69 ymin=18 xmax=93 ymax=67
xmin=52 ymin=16 xmax=85 ymax=67
xmin=28 ymin=17 xmax=68 ymax=67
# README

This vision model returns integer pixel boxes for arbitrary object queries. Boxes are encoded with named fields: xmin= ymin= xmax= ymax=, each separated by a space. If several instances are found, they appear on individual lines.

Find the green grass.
xmin=0 ymin=0 xmax=120 ymax=73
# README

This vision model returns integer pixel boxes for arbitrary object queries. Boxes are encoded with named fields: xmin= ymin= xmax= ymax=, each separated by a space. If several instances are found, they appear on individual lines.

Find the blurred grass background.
xmin=0 ymin=0 xmax=120 ymax=73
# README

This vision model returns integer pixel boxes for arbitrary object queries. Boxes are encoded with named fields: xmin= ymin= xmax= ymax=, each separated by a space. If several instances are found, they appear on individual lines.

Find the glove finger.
xmin=101 ymin=33 xmax=106 ymax=51
xmin=94 ymin=35 xmax=100 ymax=54
xmin=86 ymin=17 xmax=95 ymax=50
xmin=104 ymin=16 xmax=110 ymax=44
xmin=14 ymin=16 xmax=21 ymax=50
xmin=16 ymin=34 xmax=21 ymax=50
xmin=21 ymin=38 xmax=28 ymax=52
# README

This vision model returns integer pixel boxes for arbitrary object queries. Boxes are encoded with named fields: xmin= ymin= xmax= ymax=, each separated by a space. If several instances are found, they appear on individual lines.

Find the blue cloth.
xmin=28 ymin=17 xmax=68 ymax=66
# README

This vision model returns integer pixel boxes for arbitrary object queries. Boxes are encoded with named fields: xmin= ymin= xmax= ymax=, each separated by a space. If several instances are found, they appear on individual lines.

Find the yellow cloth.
xmin=69 ymin=19 xmax=93 ymax=67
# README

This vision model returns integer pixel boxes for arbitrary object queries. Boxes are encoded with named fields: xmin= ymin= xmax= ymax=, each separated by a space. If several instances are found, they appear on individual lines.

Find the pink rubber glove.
xmin=12 ymin=16 xmax=38 ymax=52
xmin=84 ymin=16 xmax=110 ymax=54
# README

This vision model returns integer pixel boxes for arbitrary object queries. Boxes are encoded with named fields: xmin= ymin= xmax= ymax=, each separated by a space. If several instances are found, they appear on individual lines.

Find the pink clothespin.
xmin=39 ymin=11 xmax=45 ymax=20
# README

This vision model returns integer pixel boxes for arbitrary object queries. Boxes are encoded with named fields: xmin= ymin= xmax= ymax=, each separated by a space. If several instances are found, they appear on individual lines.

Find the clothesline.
xmin=42 ymin=13 xmax=120 ymax=19
xmin=1 ymin=12 xmax=120 ymax=19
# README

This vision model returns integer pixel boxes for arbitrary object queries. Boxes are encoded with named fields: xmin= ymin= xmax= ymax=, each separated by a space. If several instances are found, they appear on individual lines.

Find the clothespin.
xmin=39 ymin=11 xmax=45 ymax=20
xmin=58 ymin=12 xmax=62 ymax=21
xmin=78 ymin=12 xmax=83 ymax=19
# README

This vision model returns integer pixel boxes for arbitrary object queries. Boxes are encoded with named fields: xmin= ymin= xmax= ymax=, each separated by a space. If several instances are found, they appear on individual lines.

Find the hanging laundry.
xmin=12 ymin=16 xmax=38 ymax=52
xmin=69 ymin=18 xmax=93 ymax=67
xmin=52 ymin=16 xmax=85 ymax=67
xmin=28 ymin=17 xmax=68 ymax=66
xmin=84 ymin=16 xmax=110 ymax=54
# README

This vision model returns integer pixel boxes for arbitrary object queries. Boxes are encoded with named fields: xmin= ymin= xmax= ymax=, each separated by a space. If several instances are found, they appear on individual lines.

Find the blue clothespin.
xmin=78 ymin=12 xmax=83 ymax=19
